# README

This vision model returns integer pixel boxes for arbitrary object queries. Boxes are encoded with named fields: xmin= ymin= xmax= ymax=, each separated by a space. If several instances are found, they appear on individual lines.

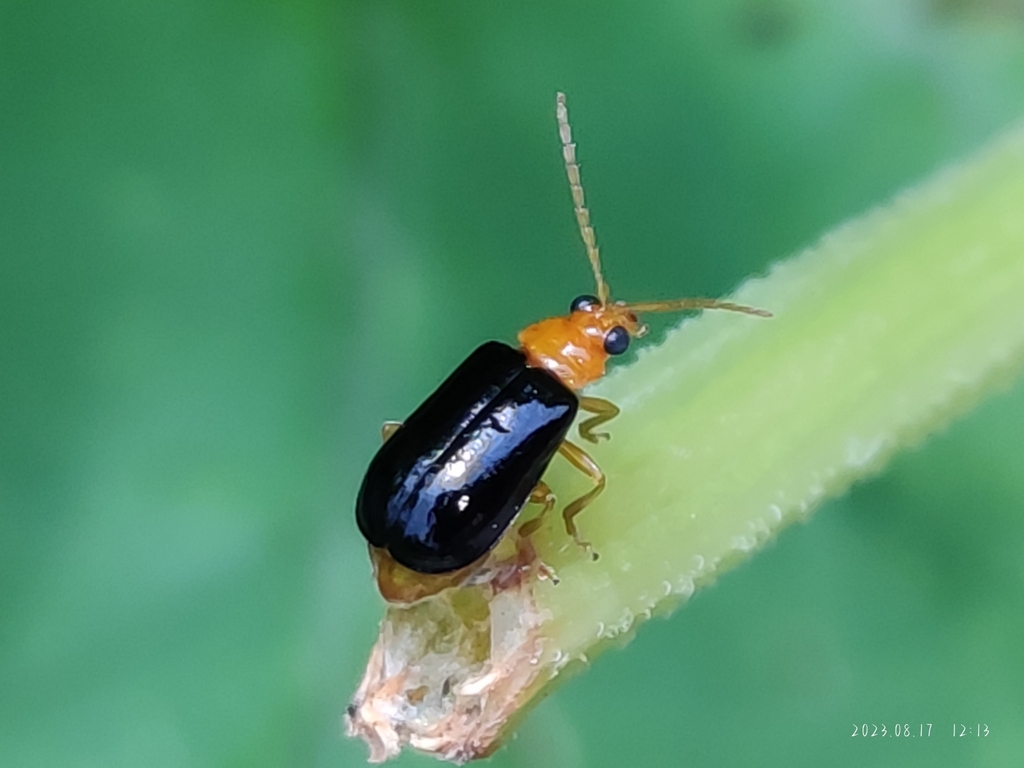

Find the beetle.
xmin=356 ymin=93 xmax=770 ymax=593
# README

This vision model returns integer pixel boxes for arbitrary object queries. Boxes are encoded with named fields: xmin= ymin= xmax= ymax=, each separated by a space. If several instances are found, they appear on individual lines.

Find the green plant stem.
xmin=348 ymin=122 xmax=1024 ymax=763
xmin=534 ymin=122 xmax=1024 ymax=650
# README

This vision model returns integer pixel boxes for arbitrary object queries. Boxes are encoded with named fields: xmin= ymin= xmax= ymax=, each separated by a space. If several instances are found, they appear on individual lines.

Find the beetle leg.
xmin=517 ymin=481 xmax=556 ymax=538
xmin=511 ymin=481 xmax=560 ymax=584
xmin=380 ymin=421 xmax=402 ymax=443
xmin=577 ymin=396 xmax=620 ymax=443
xmin=557 ymin=439 xmax=605 ymax=559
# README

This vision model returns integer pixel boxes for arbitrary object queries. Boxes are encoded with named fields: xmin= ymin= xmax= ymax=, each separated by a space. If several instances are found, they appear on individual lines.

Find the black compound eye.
xmin=603 ymin=326 xmax=630 ymax=356
xmin=570 ymin=294 xmax=600 ymax=313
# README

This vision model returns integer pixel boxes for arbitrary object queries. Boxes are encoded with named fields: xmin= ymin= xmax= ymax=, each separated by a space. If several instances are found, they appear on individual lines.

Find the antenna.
xmin=622 ymin=298 xmax=773 ymax=318
xmin=555 ymin=93 xmax=771 ymax=323
xmin=557 ymin=92 xmax=610 ymax=306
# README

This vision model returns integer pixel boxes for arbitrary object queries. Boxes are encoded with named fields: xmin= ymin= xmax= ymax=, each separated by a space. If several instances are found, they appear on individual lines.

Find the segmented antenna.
xmin=623 ymin=298 xmax=773 ymax=318
xmin=557 ymin=92 xmax=610 ymax=306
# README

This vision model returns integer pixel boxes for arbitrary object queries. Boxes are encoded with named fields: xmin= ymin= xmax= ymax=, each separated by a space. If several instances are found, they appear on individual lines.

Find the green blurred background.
xmin=3 ymin=1 xmax=1024 ymax=766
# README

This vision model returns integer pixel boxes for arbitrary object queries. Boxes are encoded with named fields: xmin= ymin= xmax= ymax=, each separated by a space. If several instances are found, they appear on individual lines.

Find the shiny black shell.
xmin=356 ymin=341 xmax=578 ymax=574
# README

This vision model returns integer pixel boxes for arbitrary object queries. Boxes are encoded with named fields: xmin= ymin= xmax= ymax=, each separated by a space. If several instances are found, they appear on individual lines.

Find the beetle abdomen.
xmin=356 ymin=341 xmax=578 ymax=574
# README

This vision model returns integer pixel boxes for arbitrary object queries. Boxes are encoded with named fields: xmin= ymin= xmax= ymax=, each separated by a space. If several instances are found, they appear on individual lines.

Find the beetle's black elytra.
xmin=356 ymin=342 xmax=578 ymax=574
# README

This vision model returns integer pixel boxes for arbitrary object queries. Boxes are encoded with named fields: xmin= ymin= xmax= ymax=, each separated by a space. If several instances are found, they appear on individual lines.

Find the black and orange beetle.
xmin=356 ymin=93 xmax=770 ymax=599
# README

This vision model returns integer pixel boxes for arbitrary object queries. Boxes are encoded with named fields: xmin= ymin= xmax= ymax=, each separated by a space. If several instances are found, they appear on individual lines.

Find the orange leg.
xmin=557 ymin=440 xmax=605 ymax=559
xmin=517 ymin=480 xmax=556 ymax=538
xmin=514 ymin=481 xmax=560 ymax=584
xmin=577 ymin=396 xmax=619 ymax=443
